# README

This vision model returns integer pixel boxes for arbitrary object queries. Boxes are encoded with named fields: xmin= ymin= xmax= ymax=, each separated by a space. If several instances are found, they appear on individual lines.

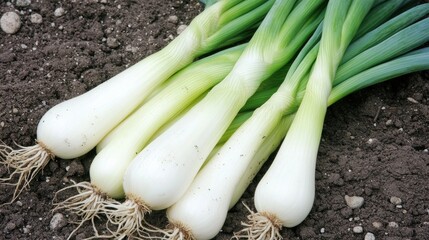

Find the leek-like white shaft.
xmin=37 ymin=28 xmax=200 ymax=159
xmin=254 ymin=0 xmax=374 ymax=227
xmin=229 ymin=116 xmax=294 ymax=208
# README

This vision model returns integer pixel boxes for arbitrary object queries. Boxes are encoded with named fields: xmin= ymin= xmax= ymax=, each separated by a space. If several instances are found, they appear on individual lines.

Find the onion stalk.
xmin=240 ymin=0 xmax=376 ymax=238
xmin=0 ymin=0 xmax=273 ymax=202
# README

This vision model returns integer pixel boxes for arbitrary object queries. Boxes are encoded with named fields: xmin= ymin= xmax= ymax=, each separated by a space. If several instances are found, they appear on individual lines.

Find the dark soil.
xmin=1 ymin=1 xmax=428 ymax=239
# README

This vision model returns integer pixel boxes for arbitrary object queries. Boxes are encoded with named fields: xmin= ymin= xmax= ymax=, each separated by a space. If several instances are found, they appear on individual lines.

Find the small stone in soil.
xmin=345 ymin=195 xmax=364 ymax=209
xmin=353 ymin=226 xmax=363 ymax=234
xmin=15 ymin=0 xmax=32 ymax=7
xmin=1 ymin=12 xmax=22 ymax=34
xmin=388 ymin=222 xmax=399 ymax=228
xmin=367 ymin=138 xmax=379 ymax=145
xmin=16 ymin=0 xmax=31 ymax=7
xmin=372 ymin=221 xmax=383 ymax=228
xmin=106 ymin=37 xmax=120 ymax=48
xmin=365 ymin=232 xmax=376 ymax=240
xmin=168 ymin=15 xmax=179 ymax=24
xmin=390 ymin=196 xmax=402 ymax=205
xmin=125 ymin=44 xmax=138 ymax=53
xmin=23 ymin=226 xmax=31 ymax=234
xmin=406 ymin=97 xmax=419 ymax=103
xmin=177 ymin=24 xmax=187 ymax=35
xmin=5 ymin=222 xmax=16 ymax=232
xmin=50 ymin=213 xmax=67 ymax=230
xmin=54 ymin=7 xmax=65 ymax=17
xmin=386 ymin=119 xmax=393 ymax=126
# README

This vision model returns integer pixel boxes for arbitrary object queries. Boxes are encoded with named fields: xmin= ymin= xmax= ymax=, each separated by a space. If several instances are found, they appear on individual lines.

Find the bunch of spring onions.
xmin=101 ymin=0 xmax=325 ymax=238
xmin=160 ymin=1 xmax=429 ymax=239
xmin=0 ymin=0 xmax=273 ymax=202
xmin=1 ymin=0 xmax=429 ymax=239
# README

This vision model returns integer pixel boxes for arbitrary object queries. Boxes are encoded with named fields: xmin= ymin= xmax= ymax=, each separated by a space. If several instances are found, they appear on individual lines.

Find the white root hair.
xmin=103 ymin=196 xmax=160 ymax=239
xmin=53 ymin=181 xmax=120 ymax=239
xmin=0 ymin=141 xmax=54 ymax=203
xmin=159 ymin=221 xmax=195 ymax=240
xmin=233 ymin=203 xmax=283 ymax=240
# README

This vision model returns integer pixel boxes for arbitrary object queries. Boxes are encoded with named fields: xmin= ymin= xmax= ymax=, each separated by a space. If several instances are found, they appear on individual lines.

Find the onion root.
xmin=234 ymin=203 xmax=282 ymax=240
xmin=0 ymin=141 xmax=54 ymax=202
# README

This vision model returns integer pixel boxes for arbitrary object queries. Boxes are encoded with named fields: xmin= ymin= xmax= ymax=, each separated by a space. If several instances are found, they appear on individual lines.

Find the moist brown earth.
xmin=1 ymin=1 xmax=428 ymax=239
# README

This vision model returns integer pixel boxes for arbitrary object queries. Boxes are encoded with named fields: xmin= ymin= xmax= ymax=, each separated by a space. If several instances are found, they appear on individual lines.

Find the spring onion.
xmin=241 ymin=0 xmax=375 ymax=238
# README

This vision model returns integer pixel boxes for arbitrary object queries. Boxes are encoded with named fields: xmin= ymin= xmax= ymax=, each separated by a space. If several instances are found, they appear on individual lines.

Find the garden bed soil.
xmin=1 ymin=0 xmax=428 ymax=239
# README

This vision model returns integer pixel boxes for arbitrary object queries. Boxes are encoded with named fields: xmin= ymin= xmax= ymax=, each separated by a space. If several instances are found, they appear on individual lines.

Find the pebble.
xmin=390 ymin=196 xmax=402 ymax=205
xmin=168 ymin=15 xmax=179 ymax=24
xmin=54 ymin=7 xmax=65 ymax=17
xmin=367 ymin=138 xmax=378 ymax=145
xmin=50 ymin=213 xmax=67 ymax=230
xmin=106 ymin=37 xmax=119 ymax=48
xmin=4 ymin=222 xmax=16 ymax=232
xmin=16 ymin=200 xmax=23 ymax=207
xmin=388 ymin=222 xmax=398 ymax=228
xmin=372 ymin=221 xmax=383 ymax=228
xmin=406 ymin=97 xmax=418 ymax=103
xmin=0 ymin=122 xmax=4 ymax=127
xmin=12 ymin=108 xmax=18 ymax=113
xmin=15 ymin=0 xmax=31 ymax=7
xmin=345 ymin=195 xmax=364 ymax=209
xmin=23 ymin=225 xmax=31 ymax=234
xmin=320 ymin=227 xmax=325 ymax=233
xmin=1 ymin=12 xmax=22 ymax=34
xmin=125 ymin=44 xmax=138 ymax=53
xmin=385 ymin=119 xmax=393 ymax=126
xmin=365 ymin=232 xmax=376 ymax=240
xmin=177 ymin=24 xmax=187 ymax=35
xmin=353 ymin=226 xmax=363 ymax=233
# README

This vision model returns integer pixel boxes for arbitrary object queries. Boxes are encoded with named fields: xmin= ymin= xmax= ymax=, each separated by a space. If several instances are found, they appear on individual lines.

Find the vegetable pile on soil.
xmin=1 ymin=0 xmax=428 ymax=239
